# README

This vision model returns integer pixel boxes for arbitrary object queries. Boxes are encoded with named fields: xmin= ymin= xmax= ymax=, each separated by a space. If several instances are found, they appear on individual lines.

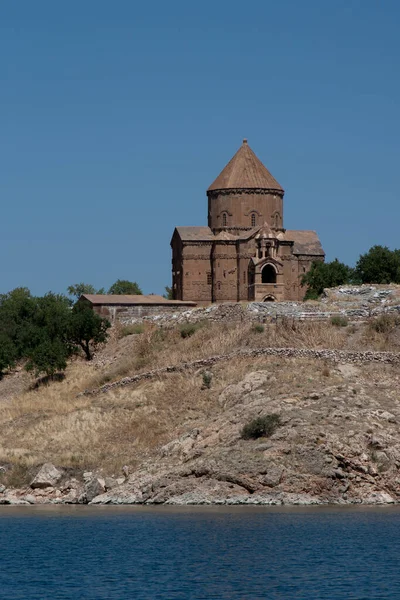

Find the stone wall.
xmin=93 ymin=304 xmax=195 ymax=323
xmin=207 ymin=189 xmax=284 ymax=232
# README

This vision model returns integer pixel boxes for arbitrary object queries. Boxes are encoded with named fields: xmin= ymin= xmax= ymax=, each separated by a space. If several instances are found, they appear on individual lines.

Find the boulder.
xmin=85 ymin=477 xmax=106 ymax=502
xmin=30 ymin=463 xmax=63 ymax=489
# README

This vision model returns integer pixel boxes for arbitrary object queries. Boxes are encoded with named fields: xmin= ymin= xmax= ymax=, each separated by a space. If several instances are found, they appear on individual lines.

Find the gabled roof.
xmin=208 ymin=139 xmax=284 ymax=193
xmin=174 ymin=226 xmax=214 ymax=242
xmin=284 ymin=230 xmax=325 ymax=256
xmin=80 ymin=294 xmax=196 ymax=306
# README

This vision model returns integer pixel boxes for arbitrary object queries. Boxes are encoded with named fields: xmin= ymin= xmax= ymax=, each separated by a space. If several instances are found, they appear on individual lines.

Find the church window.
xmin=207 ymin=272 xmax=212 ymax=285
xmin=303 ymin=266 xmax=306 ymax=273
xmin=274 ymin=213 xmax=280 ymax=228
xmin=217 ymin=281 xmax=221 ymax=291
xmin=251 ymin=213 xmax=256 ymax=227
xmin=222 ymin=213 xmax=227 ymax=227
xmin=261 ymin=264 xmax=276 ymax=284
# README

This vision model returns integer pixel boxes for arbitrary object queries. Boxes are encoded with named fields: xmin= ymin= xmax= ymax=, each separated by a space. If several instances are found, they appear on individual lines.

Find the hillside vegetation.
xmin=1 ymin=313 xmax=400 ymax=502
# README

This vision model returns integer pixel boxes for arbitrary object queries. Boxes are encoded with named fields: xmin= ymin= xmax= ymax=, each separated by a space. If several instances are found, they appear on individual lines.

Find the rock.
xmin=83 ymin=472 xmax=93 ymax=482
xmin=261 ymin=467 xmax=283 ymax=488
xmin=218 ymin=371 xmax=272 ymax=408
xmin=85 ymin=477 xmax=106 ymax=502
xmin=337 ymin=364 xmax=359 ymax=378
xmin=90 ymin=490 xmax=142 ymax=505
xmin=0 ymin=496 xmax=30 ymax=505
xmin=62 ymin=489 xmax=80 ymax=504
xmin=0 ymin=484 xmax=6 ymax=494
xmin=23 ymin=494 xmax=37 ymax=504
xmin=104 ymin=477 xmax=119 ymax=490
xmin=30 ymin=463 xmax=63 ymax=489
xmin=363 ymin=491 xmax=395 ymax=504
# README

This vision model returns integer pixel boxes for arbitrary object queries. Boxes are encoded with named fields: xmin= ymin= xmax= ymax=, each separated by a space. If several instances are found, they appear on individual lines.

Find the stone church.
xmin=171 ymin=140 xmax=324 ymax=304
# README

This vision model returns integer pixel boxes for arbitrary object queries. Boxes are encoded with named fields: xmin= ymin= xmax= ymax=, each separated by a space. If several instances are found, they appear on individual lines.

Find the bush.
xmin=330 ymin=315 xmax=348 ymax=327
xmin=252 ymin=324 xmax=265 ymax=333
xmin=241 ymin=414 xmax=281 ymax=440
xmin=202 ymin=371 xmax=212 ymax=389
xmin=180 ymin=323 xmax=200 ymax=338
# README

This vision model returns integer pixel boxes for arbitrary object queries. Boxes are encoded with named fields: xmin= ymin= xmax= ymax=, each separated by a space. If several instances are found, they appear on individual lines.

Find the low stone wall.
xmin=82 ymin=346 xmax=400 ymax=397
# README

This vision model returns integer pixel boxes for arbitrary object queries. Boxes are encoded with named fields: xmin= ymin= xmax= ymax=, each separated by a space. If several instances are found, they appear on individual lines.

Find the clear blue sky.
xmin=1 ymin=0 xmax=399 ymax=296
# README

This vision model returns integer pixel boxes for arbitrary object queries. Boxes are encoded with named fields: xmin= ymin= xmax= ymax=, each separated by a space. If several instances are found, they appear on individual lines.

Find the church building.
xmin=171 ymin=140 xmax=324 ymax=304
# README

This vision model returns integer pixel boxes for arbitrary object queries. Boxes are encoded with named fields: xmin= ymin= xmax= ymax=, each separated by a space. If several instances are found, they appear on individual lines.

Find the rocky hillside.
xmin=1 ymin=292 xmax=400 ymax=506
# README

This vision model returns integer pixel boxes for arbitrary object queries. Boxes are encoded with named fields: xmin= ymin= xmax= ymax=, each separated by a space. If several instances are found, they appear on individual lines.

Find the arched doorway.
xmin=263 ymin=295 xmax=275 ymax=302
xmin=261 ymin=264 xmax=276 ymax=284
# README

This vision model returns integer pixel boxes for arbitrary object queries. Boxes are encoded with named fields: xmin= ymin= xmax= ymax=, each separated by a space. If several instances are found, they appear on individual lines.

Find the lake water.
xmin=1 ymin=505 xmax=400 ymax=599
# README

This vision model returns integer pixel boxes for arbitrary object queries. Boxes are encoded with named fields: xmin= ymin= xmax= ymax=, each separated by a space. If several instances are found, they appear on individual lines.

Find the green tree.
xmin=301 ymin=259 xmax=354 ymax=299
xmin=0 ymin=288 xmax=36 ymax=365
xmin=67 ymin=283 xmax=105 ymax=299
xmin=354 ymin=245 xmax=400 ymax=284
xmin=24 ymin=293 xmax=74 ymax=377
xmin=68 ymin=302 xmax=111 ymax=360
xmin=108 ymin=279 xmax=142 ymax=295
xmin=25 ymin=338 xmax=70 ymax=378
xmin=0 ymin=334 xmax=17 ymax=378
xmin=163 ymin=286 xmax=173 ymax=300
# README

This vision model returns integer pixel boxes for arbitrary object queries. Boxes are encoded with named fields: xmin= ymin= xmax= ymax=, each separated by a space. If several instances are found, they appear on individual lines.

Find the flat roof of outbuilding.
xmin=80 ymin=294 xmax=196 ymax=306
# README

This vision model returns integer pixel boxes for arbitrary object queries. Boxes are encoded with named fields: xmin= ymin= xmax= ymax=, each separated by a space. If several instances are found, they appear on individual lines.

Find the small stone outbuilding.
xmin=171 ymin=140 xmax=324 ymax=304
xmin=80 ymin=294 xmax=196 ymax=322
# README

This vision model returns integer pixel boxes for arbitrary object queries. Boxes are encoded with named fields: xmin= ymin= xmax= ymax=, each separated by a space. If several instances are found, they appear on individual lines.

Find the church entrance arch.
xmin=261 ymin=264 xmax=277 ymax=284
xmin=263 ymin=295 xmax=275 ymax=302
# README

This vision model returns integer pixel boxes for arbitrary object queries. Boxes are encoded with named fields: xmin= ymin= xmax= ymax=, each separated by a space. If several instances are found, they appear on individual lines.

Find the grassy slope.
xmin=0 ymin=316 xmax=399 ymax=487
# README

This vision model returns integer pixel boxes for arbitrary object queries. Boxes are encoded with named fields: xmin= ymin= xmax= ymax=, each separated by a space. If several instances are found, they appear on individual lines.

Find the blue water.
xmin=1 ymin=506 xmax=400 ymax=599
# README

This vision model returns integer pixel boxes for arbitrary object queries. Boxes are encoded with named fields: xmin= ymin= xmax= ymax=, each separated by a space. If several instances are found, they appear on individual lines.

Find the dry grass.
xmin=0 ymin=316 xmax=399 ymax=486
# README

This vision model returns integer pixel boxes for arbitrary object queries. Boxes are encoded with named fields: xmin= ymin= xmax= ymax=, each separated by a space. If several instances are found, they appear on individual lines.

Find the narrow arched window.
xmin=251 ymin=213 xmax=256 ymax=227
xmin=222 ymin=213 xmax=227 ymax=227
xmin=262 ymin=264 xmax=277 ymax=284
xmin=275 ymin=213 xmax=280 ymax=228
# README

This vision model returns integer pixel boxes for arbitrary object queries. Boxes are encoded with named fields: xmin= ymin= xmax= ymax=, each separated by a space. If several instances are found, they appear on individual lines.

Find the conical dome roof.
xmin=208 ymin=140 xmax=283 ymax=193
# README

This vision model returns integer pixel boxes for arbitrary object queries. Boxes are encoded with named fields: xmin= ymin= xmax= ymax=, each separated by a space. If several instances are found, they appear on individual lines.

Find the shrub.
xmin=180 ymin=323 xmax=200 ymax=338
xmin=330 ymin=315 xmax=348 ymax=327
xmin=241 ymin=414 xmax=281 ymax=440
xmin=202 ymin=371 xmax=212 ymax=389
xmin=252 ymin=324 xmax=265 ymax=333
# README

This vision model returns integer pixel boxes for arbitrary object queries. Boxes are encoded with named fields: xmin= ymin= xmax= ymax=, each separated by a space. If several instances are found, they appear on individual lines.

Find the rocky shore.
xmin=2 ymin=357 xmax=400 ymax=507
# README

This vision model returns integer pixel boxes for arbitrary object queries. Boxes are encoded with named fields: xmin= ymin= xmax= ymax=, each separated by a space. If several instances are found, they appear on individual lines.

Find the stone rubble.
xmin=117 ymin=285 xmax=400 ymax=328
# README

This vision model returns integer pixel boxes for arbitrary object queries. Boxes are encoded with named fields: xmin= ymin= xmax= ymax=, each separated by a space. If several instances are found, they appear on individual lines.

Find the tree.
xmin=354 ymin=245 xmax=400 ymax=284
xmin=0 ymin=288 xmax=36 ymax=368
xmin=301 ymin=259 xmax=354 ymax=299
xmin=0 ymin=334 xmax=17 ymax=378
xmin=108 ymin=279 xmax=142 ymax=295
xmin=25 ymin=338 xmax=70 ymax=378
xmin=163 ymin=286 xmax=173 ymax=300
xmin=68 ymin=302 xmax=111 ymax=360
xmin=67 ymin=283 xmax=105 ymax=299
xmin=24 ymin=293 xmax=75 ymax=377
